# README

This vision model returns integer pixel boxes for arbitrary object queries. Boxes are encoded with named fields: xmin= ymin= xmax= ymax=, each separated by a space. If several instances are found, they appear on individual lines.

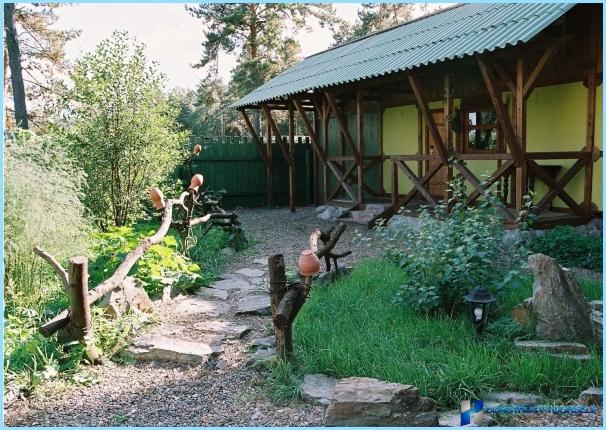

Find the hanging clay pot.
xmin=193 ymin=144 xmax=202 ymax=155
xmin=189 ymin=173 xmax=204 ymax=191
xmin=150 ymin=187 xmax=165 ymax=209
xmin=298 ymin=249 xmax=321 ymax=277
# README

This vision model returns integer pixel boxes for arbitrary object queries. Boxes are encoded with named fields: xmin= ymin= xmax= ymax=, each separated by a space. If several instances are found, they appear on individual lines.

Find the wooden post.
xmin=515 ymin=59 xmax=527 ymax=210
xmin=391 ymin=157 xmax=399 ymax=210
xmin=323 ymin=98 xmax=329 ymax=203
xmin=584 ymin=67 xmax=597 ymax=212
xmin=266 ymin=113 xmax=273 ymax=208
xmin=312 ymin=113 xmax=319 ymax=205
xmin=288 ymin=101 xmax=296 ymax=212
xmin=356 ymin=91 xmax=365 ymax=203
xmin=443 ymin=74 xmax=453 ymax=205
xmin=268 ymin=254 xmax=291 ymax=361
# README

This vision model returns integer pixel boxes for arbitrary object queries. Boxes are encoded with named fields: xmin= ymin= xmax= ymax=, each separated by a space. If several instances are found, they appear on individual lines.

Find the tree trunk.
xmin=268 ymin=254 xmax=292 ymax=361
xmin=4 ymin=3 xmax=28 ymax=129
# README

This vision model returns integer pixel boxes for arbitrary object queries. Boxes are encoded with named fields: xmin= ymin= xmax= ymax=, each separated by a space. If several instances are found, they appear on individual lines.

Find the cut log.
xmin=269 ymin=254 xmax=292 ymax=361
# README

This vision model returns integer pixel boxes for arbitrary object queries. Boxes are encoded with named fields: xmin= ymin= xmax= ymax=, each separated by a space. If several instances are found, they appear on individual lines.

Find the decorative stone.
xmin=196 ymin=287 xmax=229 ymax=301
xmin=235 ymin=268 xmax=265 ymax=278
xmin=248 ymin=336 xmax=276 ymax=349
xmin=209 ymin=277 xmax=253 ymax=291
xmin=175 ymin=298 xmax=228 ymax=317
xmin=324 ymin=377 xmax=438 ymax=426
xmin=578 ymin=387 xmax=603 ymax=406
xmin=484 ymin=391 xmax=543 ymax=405
xmin=127 ymin=335 xmax=221 ymax=365
xmin=300 ymin=374 xmax=337 ymax=406
xmin=194 ymin=320 xmax=250 ymax=339
xmin=236 ymin=295 xmax=271 ymax=316
xmin=99 ymin=276 xmax=153 ymax=318
xmin=514 ymin=340 xmax=591 ymax=360
xmin=528 ymin=254 xmax=594 ymax=342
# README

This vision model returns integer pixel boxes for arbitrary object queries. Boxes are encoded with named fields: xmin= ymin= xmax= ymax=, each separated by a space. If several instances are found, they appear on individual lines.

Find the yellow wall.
xmin=382 ymin=82 xmax=603 ymax=210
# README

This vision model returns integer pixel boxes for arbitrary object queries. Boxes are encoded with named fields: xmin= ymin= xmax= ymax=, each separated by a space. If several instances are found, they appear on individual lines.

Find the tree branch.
xmin=33 ymin=246 xmax=69 ymax=292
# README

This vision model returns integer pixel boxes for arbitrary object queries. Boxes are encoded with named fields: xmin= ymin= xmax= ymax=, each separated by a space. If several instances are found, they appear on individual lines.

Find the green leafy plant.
xmin=529 ymin=226 xmax=602 ymax=271
xmin=375 ymin=175 xmax=522 ymax=314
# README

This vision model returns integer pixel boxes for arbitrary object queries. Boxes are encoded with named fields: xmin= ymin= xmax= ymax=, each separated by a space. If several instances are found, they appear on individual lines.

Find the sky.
xmin=53 ymin=3 xmax=446 ymax=91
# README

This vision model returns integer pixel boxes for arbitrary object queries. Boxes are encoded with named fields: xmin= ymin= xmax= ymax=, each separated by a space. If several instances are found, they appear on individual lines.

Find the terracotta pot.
xmin=193 ymin=144 xmax=202 ymax=155
xmin=149 ymin=187 xmax=165 ymax=209
xmin=189 ymin=173 xmax=204 ymax=191
xmin=298 ymin=249 xmax=321 ymax=276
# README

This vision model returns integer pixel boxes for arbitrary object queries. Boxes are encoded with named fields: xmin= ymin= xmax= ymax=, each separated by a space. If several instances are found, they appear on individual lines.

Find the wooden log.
xmin=274 ymin=286 xmax=299 ymax=330
xmin=268 ymin=254 xmax=291 ymax=361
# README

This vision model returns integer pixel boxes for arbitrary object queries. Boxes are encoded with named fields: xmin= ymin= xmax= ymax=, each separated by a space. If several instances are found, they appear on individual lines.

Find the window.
xmin=463 ymin=106 xmax=501 ymax=153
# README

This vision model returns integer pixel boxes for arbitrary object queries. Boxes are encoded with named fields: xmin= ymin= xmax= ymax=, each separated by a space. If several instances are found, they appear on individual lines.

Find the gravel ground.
xmin=494 ymin=408 xmax=603 ymax=427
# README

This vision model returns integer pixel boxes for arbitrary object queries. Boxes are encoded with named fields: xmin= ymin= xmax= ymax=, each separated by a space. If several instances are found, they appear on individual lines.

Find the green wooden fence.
xmin=178 ymin=135 xmax=313 ymax=208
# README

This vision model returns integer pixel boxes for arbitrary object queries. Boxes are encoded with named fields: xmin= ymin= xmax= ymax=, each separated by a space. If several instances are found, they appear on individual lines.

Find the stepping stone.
xmin=127 ymin=335 xmax=221 ymax=365
xmin=235 ymin=268 xmax=265 ymax=278
xmin=591 ymin=300 xmax=603 ymax=312
xmin=579 ymin=387 xmax=603 ymax=406
xmin=209 ymin=278 xmax=253 ymax=291
xmin=248 ymin=276 xmax=266 ymax=287
xmin=247 ymin=347 xmax=276 ymax=366
xmin=175 ymin=298 xmax=229 ymax=317
xmin=248 ymin=336 xmax=276 ymax=349
xmin=484 ymin=391 xmax=543 ymax=405
xmin=300 ymin=374 xmax=337 ymax=406
xmin=253 ymin=257 xmax=269 ymax=266
xmin=514 ymin=340 xmax=591 ymax=360
xmin=146 ymin=323 xmax=185 ymax=337
xmin=235 ymin=295 xmax=271 ymax=316
xmin=194 ymin=320 xmax=251 ymax=339
xmin=196 ymin=287 xmax=229 ymax=301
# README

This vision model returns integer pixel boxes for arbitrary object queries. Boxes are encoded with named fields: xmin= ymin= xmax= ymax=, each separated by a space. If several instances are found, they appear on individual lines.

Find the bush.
xmin=529 ymin=226 xmax=602 ymax=271
xmin=375 ymin=176 xmax=521 ymax=314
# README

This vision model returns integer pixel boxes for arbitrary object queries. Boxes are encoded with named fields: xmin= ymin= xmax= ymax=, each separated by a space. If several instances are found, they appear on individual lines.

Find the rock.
xmin=438 ymin=410 xmax=462 ymax=427
xmin=235 ymin=268 xmax=265 ymax=278
xmin=194 ymin=321 xmax=251 ymax=339
xmin=318 ymin=208 xmax=334 ymax=222
xmin=161 ymin=285 xmax=181 ymax=303
xmin=512 ymin=298 xmax=533 ymax=325
xmin=578 ymin=387 xmax=603 ymax=406
xmin=253 ymin=257 xmax=268 ymax=266
xmin=331 ymin=207 xmax=347 ymax=221
xmin=248 ymin=336 xmax=275 ymax=349
xmin=300 ymin=374 xmax=337 ymax=406
xmin=175 ymin=298 xmax=229 ymax=317
xmin=209 ymin=277 xmax=253 ymax=291
xmin=386 ymin=214 xmax=420 ymax=231
xmin=99 ymin=276 xmax=153 ymax=318
xmin=127 ymin=334 xmax=221 ymax=365
xmin=196 ymin=287 xmax=229 ymax=301
xmin=219 ymin=247 xmax=236 ymax=258
xmin=247 ymin=347 xmax=276 ymax=366
xmin=323 ymin=377 xmax=438 ymax=426
xmin=591 ymin=301 xmax=603 ymax=312
xmin=591 ymin=310 xmax=602 ymax=346
xmin=484 ymin=391 xmax=543 ymax=405
xmin=528 ymin=254 xmax=594 ymax=342
xmin=514 ymin=340 xmax=591 ymax=360
xmin=315 ymin=205 xmax=329 ymax=214
xmin=236 ymin=295 xmax=271 ymax=316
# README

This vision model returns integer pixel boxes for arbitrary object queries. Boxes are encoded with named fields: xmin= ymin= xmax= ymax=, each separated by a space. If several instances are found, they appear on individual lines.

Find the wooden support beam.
xmin=391 ymin=158 xmax=399 ymax=209
xmin=238 ymin=109 xmax=269 ymax=165
xmin=584 ymin=66 xmax=597 ymax=212
xmin=523 ymin=44 xmax=558 ymax=99
xmin=327 ymin=161 xmax=357 ymax=202
xmin=476 ymin=56 xmax=524 ymax=166
xmin=407 ymin=73 xmax=449 ymax=163
xmin=328 ymin=162 xmax=356 ymax=201
xmin=356 ymin=91 xmax=365 ymax=203
xmin=466 ymin=160 xmax=515 ymax=204
xmin=266 ymin=112 xmax=273 ymax=208
xmin=293 ymin=98 xmax=327 ymax=165
xmin=491 ymin=59 xmax=516 ymax=93
xmin=515 ymin=58 xmax=527 ymax=210
xmin=400 ymin=161 xmax=443 ymax=206
xmin=396 ymin=160 xmax=436 ymax=205
xmin=325 ymin=91 xmax=362 ymax=165
xmin=443 ymin=74 xmax=453 ymax=205
xmin=262 ymin=104 xmax=293 ymax=167
xmin=288 ymin=101 xmax=296 ymax=212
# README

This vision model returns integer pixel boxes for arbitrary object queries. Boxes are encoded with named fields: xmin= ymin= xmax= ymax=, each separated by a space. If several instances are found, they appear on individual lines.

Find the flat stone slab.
xmin=579 ymin=387 xmax=603 ymax=406
xmin=235 ymin=295 xmax=271 ymax=316
xmin=235 ymin=268 xmax=265 ymax=278
xmin=196 ymin=287 xmax=229 ymax=301
xmin=247 ymin=347 xmax=276 ymax=366
xmin=127 ymin=334 xmax=221 ymax=365
xmin=209 ymin=278 xmax=253 ymax=292
xmin=175 ymin=298 xmax=229 ymax=317
xmin=194 ymin=320 xmax=251 ymax=339
xmin=591 ymin=300 xmax=603 ymax=312
xmin=484 ymin=391 xmax=543 ymax=405
xmin=300 ymin=374 xmax=337 ymax=406
xmin=514 ymin=340 xmax=589 ymax=355
xmin=248 ymin=336 xmax=276 ymax=349
xmin=253 ymin=257 xmax=268 ymax=266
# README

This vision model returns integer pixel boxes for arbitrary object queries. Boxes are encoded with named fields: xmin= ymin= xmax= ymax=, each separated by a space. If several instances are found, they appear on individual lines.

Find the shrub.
xmin=375 ymin=175 xmax=522 ymax=314
xmin=529 ymin=226 xmax=602 ymax=271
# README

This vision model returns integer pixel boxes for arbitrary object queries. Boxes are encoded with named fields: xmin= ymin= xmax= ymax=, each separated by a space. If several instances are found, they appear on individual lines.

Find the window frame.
xmin=461 ymin=99 xmax=504 ymax=154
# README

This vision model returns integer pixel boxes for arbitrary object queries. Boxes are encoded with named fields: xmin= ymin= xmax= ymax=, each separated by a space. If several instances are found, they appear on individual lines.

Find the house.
xmin=231 ymin=3 xmax=602 ymax=228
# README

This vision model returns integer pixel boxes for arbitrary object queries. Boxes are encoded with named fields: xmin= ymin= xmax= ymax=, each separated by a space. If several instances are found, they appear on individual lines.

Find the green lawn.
xmin=293 ymin=259 xmax=602 ymax=409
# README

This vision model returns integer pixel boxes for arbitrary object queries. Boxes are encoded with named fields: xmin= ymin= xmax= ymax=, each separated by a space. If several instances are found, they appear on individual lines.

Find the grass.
xmin=292 ymin=259 xmax=602 ymax=409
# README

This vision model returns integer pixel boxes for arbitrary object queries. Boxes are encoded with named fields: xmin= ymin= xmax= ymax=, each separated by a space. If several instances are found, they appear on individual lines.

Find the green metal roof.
xmin=231 ymin=3 xmax=574 ymax=109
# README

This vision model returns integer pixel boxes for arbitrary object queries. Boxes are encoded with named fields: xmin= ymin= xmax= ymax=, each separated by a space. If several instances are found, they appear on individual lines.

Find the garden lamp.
xmin=463 ymin=286 xmax=496 ymax=334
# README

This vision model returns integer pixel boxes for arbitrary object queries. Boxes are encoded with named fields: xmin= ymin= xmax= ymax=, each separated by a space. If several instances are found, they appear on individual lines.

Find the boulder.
xmin=528 ymin=254 xmax=594 ymax=342
xmin=578 ymin=387 xmax=603 ymax=406
xmin=300 ymin=374 xmax=337 ymax=406
xmin=99 ymin=276 xmax=153 ymax=318
xmin=323 ymin=377 xmax=438 ymax=426
xmin=235 ymin=295 xmax=271 ymax=316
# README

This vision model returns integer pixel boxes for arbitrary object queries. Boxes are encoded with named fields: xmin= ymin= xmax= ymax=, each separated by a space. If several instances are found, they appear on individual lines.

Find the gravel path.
xmin=4 ymin=206 xmax=375 ymax=427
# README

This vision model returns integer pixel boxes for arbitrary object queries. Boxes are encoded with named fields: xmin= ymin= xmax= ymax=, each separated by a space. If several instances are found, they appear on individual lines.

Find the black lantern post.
xmin=464 ymin=286 xmax=496 ymax=334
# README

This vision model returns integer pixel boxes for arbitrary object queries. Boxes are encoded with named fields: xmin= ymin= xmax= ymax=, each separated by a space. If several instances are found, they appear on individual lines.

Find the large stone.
xmin=127 ymin=334 xmax=221 ymax=365
xmin=300 ymin=374 xmax=337 ymax=406
xmin=209 ymin=277 xmax=253 ymax=291
xmin=235 ymin=268 xmax=265 ymax=278
xmin=324 ymin=377 xmax=438 ymax=426
xmin=248 ymin=336 xmax=276 ymax=349
xmin=578 ymin=387 xmax=603 ymax=406
xmin=318 ymin=208 xmax=334 ymax=222
xmin=528 ymin=254 xmax=594 ymax=342
xmin=175 ymin=298 xmax=228 ymax=317
xmin=484 ymin=391 xmax=543 ymax=405
xmin=99 ymin=276 xmax=153 ymax=318
xmin=194 ymin=320 xmax=251 ymax=339
xmin=236 ymin=295 xmax=271 ymax=316
xmin=196 ymin=287 xmax=229 ymax=301
xmin=591 ymin=310 xmax=602 ymax=347
xmin=514 ymin=340 xmax=590 ymax=360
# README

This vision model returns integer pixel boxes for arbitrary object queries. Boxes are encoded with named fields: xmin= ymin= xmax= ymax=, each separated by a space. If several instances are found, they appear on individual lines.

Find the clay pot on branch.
xmin=150 ymin=187 xmax=165 ymax=209
xmin=189 ymin=174 xmax=204 ymax=192
xmin=193 ymin=144 xmax=202 ymax=155
xmin=298 ymin=250 xmax=321 ymax=277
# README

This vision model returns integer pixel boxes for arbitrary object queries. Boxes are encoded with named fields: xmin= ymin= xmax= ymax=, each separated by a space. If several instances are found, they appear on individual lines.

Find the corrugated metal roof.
xmin=231 ymin=3 xmax=574 ymax=109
